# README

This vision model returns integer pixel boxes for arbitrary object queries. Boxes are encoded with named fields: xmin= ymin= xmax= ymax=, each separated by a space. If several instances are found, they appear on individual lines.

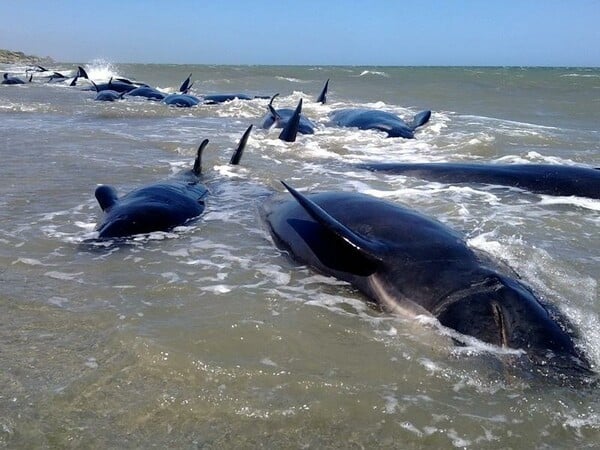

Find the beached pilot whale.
xmin=163 ymin=93 xmax=201 ymax=107
xmin=358 ymin=163 xmax=600 ymax=199
xmin=2 ymin=73 xmax=28 ymax=84
xmin=260 ymin=80 xmax=328 ymax=137
xmin=94 ymin=125 xmax=252 ymax=238
xmin=330 ymin=108 xmax=431 ymax=138
xmin=201 ymin=93 xmax=273 ymax=104
xmin=126 ymin=85 xmax=166 ymax=100
xmin=88 ymin=80 xmax=125 ymax=102
xmin=77 ymin=70 xmax=141 ymax=93
xmin=127 ymin=74 xmax=195 ymax=101
xmin=261 ymin=95 xmax=315 ymax=140
xmin=261 ymin=182 xmax=594 ymax=380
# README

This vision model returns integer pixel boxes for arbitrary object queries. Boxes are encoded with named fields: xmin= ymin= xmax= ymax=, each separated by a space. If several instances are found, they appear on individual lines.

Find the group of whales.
xmin=5 ymin=64 xmax=597 ymax=383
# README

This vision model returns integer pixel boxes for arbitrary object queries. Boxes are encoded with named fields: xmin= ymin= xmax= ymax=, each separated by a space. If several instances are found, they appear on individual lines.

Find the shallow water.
xmin=0 ymin=62 xmax=599 ymax=448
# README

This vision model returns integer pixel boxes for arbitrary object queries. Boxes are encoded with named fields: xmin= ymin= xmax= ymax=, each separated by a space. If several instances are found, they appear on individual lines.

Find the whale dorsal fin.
xmin=192 ymin=139 xmax=210 ymax=176
xmin=281 ymin=181 xmax=384 ymax=267
xmin=278 ymin=98 xmax=303 ymax=142
xmin=69 ymin=76 xmax=78 ymax=87
xmin=77 ymin=66 xmax=89 ymax=80
xmin=230 ymin=125 xmax=253 ymax=165
xmin=408 ymin=110 xmax=431 ymax=130
xmin=316 ymin=78 xmax=329 ymax=104
xmin=90 ymin=80 xmax=99 ymax=92
xmin=179 ymin=73 xmax=192 ymax=93
xmin=95 ymin=185 xmax=119 ymax=211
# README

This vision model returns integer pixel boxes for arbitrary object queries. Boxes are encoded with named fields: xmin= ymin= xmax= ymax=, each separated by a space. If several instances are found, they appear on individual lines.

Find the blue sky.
xmin=1 ymin=0 xmax=598 ymax=66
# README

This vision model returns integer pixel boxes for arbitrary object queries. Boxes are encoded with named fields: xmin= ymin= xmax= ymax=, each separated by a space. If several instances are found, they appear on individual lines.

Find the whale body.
xmin=94 ymin=126 xmax=251 ymax=238
xmin=261 ymin=183 xmax=593 ymax=381
xmin=261 ymin=95 xmax=315 ymax=139
xmin=330 ymin=108 xmax=431 ymax=138
xmin=359 ymin=163 xmax=600 ymax=199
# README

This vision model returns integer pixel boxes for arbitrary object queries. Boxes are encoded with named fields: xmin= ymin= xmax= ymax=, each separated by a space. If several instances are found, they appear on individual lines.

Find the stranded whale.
xmin=261 ymin=182 xmax=593 ymax=381
xmin=2 ymin=73 xmax=28 ymax=85
xmin=330 ymin=108 xmax=431 ymax=138
xmin=94 ymin=125 xmax=252 ymax=238
xmin=260 ymin=78 xmax=330 ymax=140
xmin=163 ymin=93 xmax=201 ymax=107
xmin=261 ymin=95 xmax=315 ymax=140
xmin=358 ymin=163 xmax=600 ymax=199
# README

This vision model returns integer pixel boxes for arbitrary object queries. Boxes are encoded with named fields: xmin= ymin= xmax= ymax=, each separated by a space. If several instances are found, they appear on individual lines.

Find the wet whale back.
xmin=330 ymin=108 xmax=428 ymax=138
xmin=359 ymin=163 xmax=600 ymax=199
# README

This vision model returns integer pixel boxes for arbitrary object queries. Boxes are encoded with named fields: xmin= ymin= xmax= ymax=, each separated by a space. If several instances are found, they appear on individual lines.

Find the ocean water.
xmin=0 ymin=62 xmax=599 ymax=448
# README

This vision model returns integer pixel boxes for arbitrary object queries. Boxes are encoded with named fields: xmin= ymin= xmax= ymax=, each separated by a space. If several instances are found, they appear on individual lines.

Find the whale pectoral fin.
xmin=279 ymin=99 xmax=303 ymax=142
xmin=268 ymin=104 xmax=282 ymax=123
xmin=408 ymin=110 xmax=432 ymax=130
xmin=287 ymin=218 xmax=379 ymax=276
xmin=268 ymin=93 xmax=280 ymax=107
xmin=267 ymin=94 xmax=282 ymax=125
xmin=316 ymin=79 xmax=329 ymax=104
xmin=230 ymin=125 xmax=253 ymax=165
xmin=281 ymin=181 xmax=384 ymax=269
xmin=94 ymin=185 xmax=119 ymax=212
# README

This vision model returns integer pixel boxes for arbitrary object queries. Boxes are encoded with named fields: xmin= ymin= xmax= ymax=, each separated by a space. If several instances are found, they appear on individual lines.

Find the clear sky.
xmin=1 ymin=0 xmax=598 ymax=66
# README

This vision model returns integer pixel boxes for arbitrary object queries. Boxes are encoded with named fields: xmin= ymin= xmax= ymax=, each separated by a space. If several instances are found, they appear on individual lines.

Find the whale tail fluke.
xmin=316 ymin=79 xmax=329 ymax=104
xmin=278 ymin=98 xmax=303 ymax=142
xmin=408 ymin=110 xmax=431 ymax=131
xmin=230 ymin=125 xmax=253 ymax=165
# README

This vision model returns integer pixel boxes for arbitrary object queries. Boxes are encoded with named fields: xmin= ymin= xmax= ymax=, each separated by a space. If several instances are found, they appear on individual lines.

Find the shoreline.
xmin=0 ymin=49 xmax=54 ymax=65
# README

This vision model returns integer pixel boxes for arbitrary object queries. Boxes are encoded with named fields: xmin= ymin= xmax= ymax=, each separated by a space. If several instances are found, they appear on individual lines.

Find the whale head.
xmin=435 ymin=276 xmax=594 ymax=381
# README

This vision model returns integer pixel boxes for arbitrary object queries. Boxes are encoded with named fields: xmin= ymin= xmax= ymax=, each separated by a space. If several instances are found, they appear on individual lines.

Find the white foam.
xmin=44 ymin=271 xmax=83 ymax=281
xmin=538 ymin=195 xmax=600 ymax=211
xmin=83 ymin=59 xmax=120 ymax=82
xmin=356 ymin=70 xmax=389 ymax=78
